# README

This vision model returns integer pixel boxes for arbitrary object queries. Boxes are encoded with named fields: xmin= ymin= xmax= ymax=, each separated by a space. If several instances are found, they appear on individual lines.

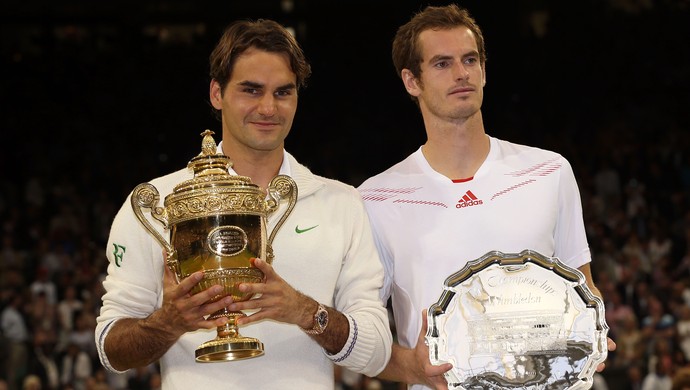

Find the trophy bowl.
xmin=131 ymin=130 xmax=297 ymax=362
xmin=426 ymin=250 xmax=609 ymax=390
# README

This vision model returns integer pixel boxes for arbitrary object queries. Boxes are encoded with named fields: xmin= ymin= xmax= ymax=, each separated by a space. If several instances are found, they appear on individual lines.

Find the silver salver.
xmin=426 ymin=250 xmax=609 ymax=390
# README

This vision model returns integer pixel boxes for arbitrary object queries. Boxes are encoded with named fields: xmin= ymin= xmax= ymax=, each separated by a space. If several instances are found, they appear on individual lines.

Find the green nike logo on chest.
xmin=295 ymin=225 xmax=318 ymax=234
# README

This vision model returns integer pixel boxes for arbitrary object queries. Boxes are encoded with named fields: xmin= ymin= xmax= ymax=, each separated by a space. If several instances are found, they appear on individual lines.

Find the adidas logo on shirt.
xmin=456 ymin=190 xmax=483 ymax=208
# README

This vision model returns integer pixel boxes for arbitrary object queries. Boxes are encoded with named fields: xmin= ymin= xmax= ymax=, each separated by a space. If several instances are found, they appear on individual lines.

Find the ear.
xmin=482 ymin=64 xmax=487 ymax=87
xmin=401 ymin=69 xmax=421 ymax=97
xmin=210 ymin=79 xmax=223 ymax=110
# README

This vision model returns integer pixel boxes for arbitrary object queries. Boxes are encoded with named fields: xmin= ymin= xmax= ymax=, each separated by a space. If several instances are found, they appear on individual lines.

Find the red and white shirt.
xmin=358 ymin=136 xmax=591 ymax=353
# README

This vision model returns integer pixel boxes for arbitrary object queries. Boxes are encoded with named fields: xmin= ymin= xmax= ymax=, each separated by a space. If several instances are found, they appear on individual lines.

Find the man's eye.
xmin=434 ymin=61 xmax=449 ymax=69
xmin=464 ymin=57 xmax=478 ymax=65
xmin=243 ymin=88 xmax=259 ymax=94
xmin=275 ymin=90 xmax=293 ymax=97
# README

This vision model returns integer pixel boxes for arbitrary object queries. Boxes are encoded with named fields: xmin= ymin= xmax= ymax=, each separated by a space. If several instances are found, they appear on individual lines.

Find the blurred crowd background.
xmin=1 ymin=1 xmax=690 ymax=389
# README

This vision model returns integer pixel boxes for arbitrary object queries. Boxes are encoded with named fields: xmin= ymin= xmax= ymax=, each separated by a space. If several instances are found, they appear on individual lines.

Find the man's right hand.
xmin=376 ymin=309 xmax=452 ymax=389
xmin=104 ymin=267 xmax=234 ymax=371
xmin=155 ymin=267 xmax=234 ymax=336
xmin=415 ymin=309 xmax=452 ymax=389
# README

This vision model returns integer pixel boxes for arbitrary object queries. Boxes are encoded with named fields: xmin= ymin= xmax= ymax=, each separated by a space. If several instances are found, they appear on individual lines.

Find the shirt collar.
xmin=216 ymin=140 xmax=292 ymax=177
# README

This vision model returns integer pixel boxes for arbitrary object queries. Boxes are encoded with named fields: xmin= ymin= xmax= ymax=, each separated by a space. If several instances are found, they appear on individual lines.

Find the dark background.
xmin=2 ymin=0 xmax=688 ymax=193
xmin=2 ymin=1 xmax=690 ymax=389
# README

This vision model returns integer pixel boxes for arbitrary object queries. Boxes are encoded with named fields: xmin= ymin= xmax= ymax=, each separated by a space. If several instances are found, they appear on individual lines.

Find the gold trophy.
xmin=130 ymin=130 xmax=297 ymax=362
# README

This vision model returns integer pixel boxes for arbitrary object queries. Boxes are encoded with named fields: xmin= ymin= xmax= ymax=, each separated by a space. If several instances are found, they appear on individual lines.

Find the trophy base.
xmin=195 ymin=337 xmax=264 ymax=362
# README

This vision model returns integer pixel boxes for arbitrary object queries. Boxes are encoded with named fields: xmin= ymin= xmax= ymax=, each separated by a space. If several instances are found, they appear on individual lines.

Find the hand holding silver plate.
xmin=426 ymin=249 xmax=609 ymax=390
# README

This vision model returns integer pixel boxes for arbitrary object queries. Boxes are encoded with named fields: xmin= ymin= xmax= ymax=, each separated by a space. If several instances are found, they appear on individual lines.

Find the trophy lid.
xmin=170 ymin=130 xmax=260 ymax=196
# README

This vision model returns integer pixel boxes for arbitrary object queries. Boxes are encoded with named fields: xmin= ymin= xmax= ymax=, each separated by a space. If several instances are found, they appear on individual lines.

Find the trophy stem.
xmin=195 ymin=308 xmax=264 ymax=362
xmin=217 ymin=321 xmax=239 ymax=339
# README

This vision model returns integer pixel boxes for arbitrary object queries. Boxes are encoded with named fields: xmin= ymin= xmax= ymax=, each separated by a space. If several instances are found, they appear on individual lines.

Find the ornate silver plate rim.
xmin=426 ymin=249 xmax=609 ymax=390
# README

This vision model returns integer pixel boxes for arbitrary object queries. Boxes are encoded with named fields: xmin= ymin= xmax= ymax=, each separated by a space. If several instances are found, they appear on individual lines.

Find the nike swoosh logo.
xmin=295 ymin=225 xmax=319 ymax=234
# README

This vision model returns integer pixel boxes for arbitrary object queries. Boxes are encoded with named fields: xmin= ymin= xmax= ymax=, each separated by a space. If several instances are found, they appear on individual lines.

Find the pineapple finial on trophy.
xmin=189 ymin=129 xmax=234 ymax=176
xmin=200 ymin=129 xmax=218 ymax=156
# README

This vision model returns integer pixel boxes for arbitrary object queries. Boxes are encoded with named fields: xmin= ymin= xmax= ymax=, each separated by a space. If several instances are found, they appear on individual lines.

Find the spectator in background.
xmin=648 ymin=221 xmax=673 ymax=264
xmin=33 ymin=240 xmax=60 ymax=281
xmin=56 ymin=285 xmax=84 ymax=340
xmin=620 ymin=232 xmax=651 ymax=275
xmin=68 ymin=311 xmax=97 ymax=362
xmin=1 ymin=235 xmax=25 ymax=271
xmin=677 ymin=304 xmax=690 ymax=362
xmin=614 ymin=311 xmax=644 ymax=368
xmin=606 ymin=289 xmax=636 ymax=339
xmin=29 ymin=268 xmax=57 ymax=307
xmin=27 ymin=328 xmax=60 ymax=390
xmin=673 ymin=243 xmax=690 ymax=281
xmin=26 ymin=291 xmax=56 ymax=336
xmin=60 ymin=343 xmax=92 ymax=390
xmin=85 ymin=368 xmax=110 ymax=390
xmin=642 ymin=353 xmax=674 ymax=390
xmin=641 ymin=296 xmax=675 ymax=340
xmin=1 ymin=291 xmax=30 ymax=390
xmin=593 ymin=157 xmax=622 ymax=210
xmin=630 ymin=280 xmax=654 ymax=321
xmin=48 ymin=204 xmax=81 ymax=253
xmin=627 ymin=363 xmax=645 ymax=390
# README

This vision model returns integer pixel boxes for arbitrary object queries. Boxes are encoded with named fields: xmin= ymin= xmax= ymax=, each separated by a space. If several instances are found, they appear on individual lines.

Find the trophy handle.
xmin=265 ymin=175 xmax=298 ymax=262
xmin=131 ymin=183 xmax=180 ymax=279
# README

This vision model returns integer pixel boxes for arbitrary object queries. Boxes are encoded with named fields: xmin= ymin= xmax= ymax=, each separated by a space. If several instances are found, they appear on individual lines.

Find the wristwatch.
xmin=302 ymin=303 xmax=329 ymax=335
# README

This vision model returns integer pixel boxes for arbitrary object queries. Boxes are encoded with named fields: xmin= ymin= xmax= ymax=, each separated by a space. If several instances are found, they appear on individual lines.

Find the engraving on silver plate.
xmin=426 ymin=250 xmax=608 ymax=390
xmin=207 ymin=226 xmax=248 ymax=257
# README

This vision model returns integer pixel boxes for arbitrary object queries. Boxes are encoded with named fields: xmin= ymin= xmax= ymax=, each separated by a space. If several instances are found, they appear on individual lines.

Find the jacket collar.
xmin=215 ymin=141 xmax=323 ymax=200
xmin=285 ymin=151 xmax=324 ymax=200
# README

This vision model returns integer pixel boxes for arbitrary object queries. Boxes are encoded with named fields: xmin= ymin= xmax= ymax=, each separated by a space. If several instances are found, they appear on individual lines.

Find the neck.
xmin=421 ymin=111 xmax=489 ymax=180
xmin=221 ymin=144 xmax=283 ymax=190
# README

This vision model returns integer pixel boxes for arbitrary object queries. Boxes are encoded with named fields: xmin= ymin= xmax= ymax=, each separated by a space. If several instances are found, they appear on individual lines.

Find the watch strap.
xmin=302 ymin=302 xmax=328 ymax=335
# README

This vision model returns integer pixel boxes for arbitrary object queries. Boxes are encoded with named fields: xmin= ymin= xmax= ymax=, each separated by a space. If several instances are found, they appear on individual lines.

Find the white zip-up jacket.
xmin=96 ymin=148 xmax=392 ymax=390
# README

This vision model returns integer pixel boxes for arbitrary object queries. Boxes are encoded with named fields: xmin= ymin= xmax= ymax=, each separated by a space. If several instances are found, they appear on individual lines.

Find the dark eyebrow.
xmin=238 ymin=81 xmax=264 ymax=89
xmin=275 ymin=82 xmax=297 ymax=91
xmin=237 ymin=81 xmax=296 ymax=91
xmin=462 ymin=50 xmax=480 ymax=60
xmin=428 ymin=54 xmax=453 ymax=64
xmin=428 ymin=50 xmax=480 ymax=64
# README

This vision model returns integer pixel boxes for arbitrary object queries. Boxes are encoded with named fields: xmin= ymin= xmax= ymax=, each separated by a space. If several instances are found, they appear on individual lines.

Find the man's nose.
xmin=454 ymin=63 xmax=470 ymax=81
xmin=257 ymin=94 xmax=277 ymax=116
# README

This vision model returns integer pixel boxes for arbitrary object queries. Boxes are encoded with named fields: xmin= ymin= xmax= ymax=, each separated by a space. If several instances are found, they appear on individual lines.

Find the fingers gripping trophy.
xmin=130 ymin=130 xmax=297 ymax=362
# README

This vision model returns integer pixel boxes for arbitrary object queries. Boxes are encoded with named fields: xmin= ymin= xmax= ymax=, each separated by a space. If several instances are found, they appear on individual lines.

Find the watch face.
xmin=316 ymin=309 xmax=328 ymax=328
